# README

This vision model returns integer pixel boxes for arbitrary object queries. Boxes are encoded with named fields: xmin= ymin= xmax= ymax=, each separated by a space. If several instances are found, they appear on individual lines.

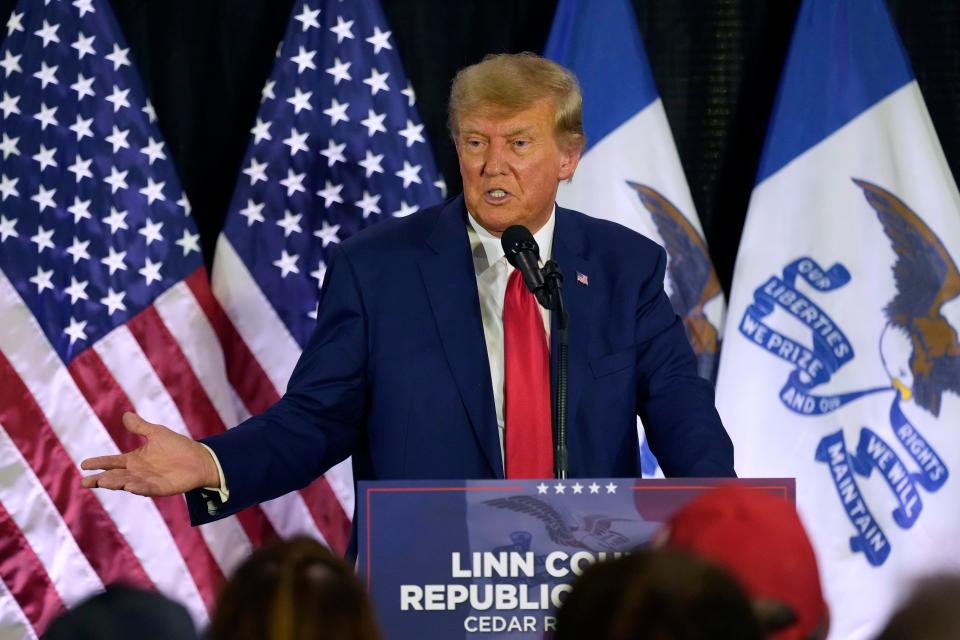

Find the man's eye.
xmin=513 ymin=140 xmax=529 ymax=148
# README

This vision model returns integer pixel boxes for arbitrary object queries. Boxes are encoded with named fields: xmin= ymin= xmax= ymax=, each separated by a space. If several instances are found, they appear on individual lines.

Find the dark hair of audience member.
xmin=554 ymin=548 xmax=764 ymax=640
xmin=42 ymin=584 xmax=198 ymax=640
xmin=875 ymin=573 xmax=960 ymax=640
xmin=207 ymin=536 xmax=381 ymax=640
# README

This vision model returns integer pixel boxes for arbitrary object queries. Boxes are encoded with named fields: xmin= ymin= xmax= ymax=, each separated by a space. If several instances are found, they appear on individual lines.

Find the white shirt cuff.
xmin=199 ymin=443 xmax=230 ymax=503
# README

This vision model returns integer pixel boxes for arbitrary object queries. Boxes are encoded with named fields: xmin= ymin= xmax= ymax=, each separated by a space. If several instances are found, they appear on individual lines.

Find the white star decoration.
xmin=279 ymin=169 xmax=306 ymax=196
xmin=273 ymin=250 xmax=300 ymax=278
xmin=313 ymin=220 xmax=341 ymax=246
xmin=330 ymin=16 xmax=355 ymax=43
xmin=294 ymin=4 xmax=320 ymax=31
xmin=326 ymin=57 xmax=351 ymax=85
xmin=29 ymin=266 xmax=54 ymax=293
xmin=0 ymin=215 xmax=17 ymax=242
xmin=32 ymin=61 xmax=58 ymax=88
xmin=30 ymin=225 xmax=55 ymax=253
xmin=105 ymin=85 xmax=131 ymax=112
xmin=140 ymin=137 xmax=166 ymax=165
xmin=365 ymin=27 xmax=392 ymax=54
xmin=64 ymin=276 xmax=89 ymax=304
xmin=0 ymin=133 xmax=18 ymax=159
xmin=0 ymin=51 xmax=21 ymax=76
xmin=31 ymin=185 xmax=56 ymax=212
xmin=101 ymin=288 xmax=126 ymax=315
xmin=358 ymin=150 xmax=384 ymax=177
xmin=105 ymin=44 xmax=130 ymax=70
xmin=286 ymin=87 xmax=313 ymax=114
xmin=363 ymin=67 xmax=390 ymax=95
xmin=71 ymin=32 xmax=95 ymax=58
xmin=139 ymin=258 xmax=162 ymax=286
xmin=360 ymin=109 xmax=387 ymax=137
xmin=239 ymin=199 xmax=265 ymax=226
xmin=101 ymin=247 xmax=127 ymax=275
xmin=250 ymin=118 xmax=272 ymax=144
xmin=323 ymin=98 xmax=350 ymax=126
xmin=320 ymin=140 xmax=346 ymax=167
xmin=71 ymin=73 xmax=95 ymax=100
xmin=290 ymin=46 xmax=316 ymax=73
xmin=316 ymin=181 xmax=344 ymax=208
xmin=102 ymin=207 xmax=129 ymax=234
xmin=0 ymin=92 xmax=20 ymax=118
xmin=275 ymin=210 xmax=303 ymax=237
xmin=398 ymin=119 xmax=425 ymax=147
xmin=64 ymin=318 xmax=88 ymax=345
xmin=243 ymin=157 xmax=269 ymax=184
xmin=175 ymin=229 xmax=201 ymax=256
xmin=395 ymin=161 xmax=423 ymax=188
xmin=34 ymin=20 xmax=60 ymax=48
xmin=65 ymin=237 xmax=91 ymax=264
xmin=354 ymin=190 xmax=381 ymax=218
xmin=139 ymin=178 xmax=166 ymax=205
xmin=283 ymin=128 xmax=310 ymax=156
xmin=392 ymin=201 xmax=419 ymax=217
xmin=68 ymin=155 xmax=93 ymax=183
xmin=138 ymin=218 xmax=164 ymax=245
xmin=67 ymin=196 xmax=92 ymax=222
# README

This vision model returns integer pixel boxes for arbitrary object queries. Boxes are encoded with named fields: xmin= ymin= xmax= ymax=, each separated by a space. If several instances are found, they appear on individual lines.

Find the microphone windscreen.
xmin=501 ymin=225 xmax=539 ymax=268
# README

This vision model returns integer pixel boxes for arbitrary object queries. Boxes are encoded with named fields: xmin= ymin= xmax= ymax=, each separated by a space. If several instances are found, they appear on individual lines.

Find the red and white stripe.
xmin=210 ymin=235 xmax=353 ymax=550
xmin=0 ymin=263 xmax=327 ymax=635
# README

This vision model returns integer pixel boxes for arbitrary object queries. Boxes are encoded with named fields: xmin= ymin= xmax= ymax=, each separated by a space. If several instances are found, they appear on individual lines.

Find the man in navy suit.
xmin=81 ymin=53 xmax=734 ymax=524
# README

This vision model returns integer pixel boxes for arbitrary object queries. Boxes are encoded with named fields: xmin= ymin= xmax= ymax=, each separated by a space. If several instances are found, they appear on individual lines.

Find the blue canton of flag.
xmin=221 ymin=0 xmax=445 ymax=349
xmin=0 ymin=0 xmax=196 ymax=360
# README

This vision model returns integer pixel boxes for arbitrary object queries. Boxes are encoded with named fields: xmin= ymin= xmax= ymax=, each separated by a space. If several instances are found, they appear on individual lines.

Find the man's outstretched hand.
xmin=80 ymin=412 xmax=220 ymax=497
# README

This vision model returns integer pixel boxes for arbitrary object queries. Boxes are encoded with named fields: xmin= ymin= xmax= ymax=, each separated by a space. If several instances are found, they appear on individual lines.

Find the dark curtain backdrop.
xmin=5 ymin=0 xmax=958 ymax=293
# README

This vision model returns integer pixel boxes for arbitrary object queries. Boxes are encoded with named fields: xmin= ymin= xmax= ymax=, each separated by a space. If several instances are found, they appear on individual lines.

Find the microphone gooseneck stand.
xmin=500 ymin=225 xmax=570 ymax=480
xmin=541 ymin=260 xmax=569 ymax=480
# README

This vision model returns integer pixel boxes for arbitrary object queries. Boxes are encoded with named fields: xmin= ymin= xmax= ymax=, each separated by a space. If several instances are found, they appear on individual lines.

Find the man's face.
xmin=455 ymin=99 xmax=581 ymax=236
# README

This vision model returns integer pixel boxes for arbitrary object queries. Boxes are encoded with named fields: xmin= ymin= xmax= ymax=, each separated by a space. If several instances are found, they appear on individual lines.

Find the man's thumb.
xmin=122 ymin=412 xmax=154 ymax=437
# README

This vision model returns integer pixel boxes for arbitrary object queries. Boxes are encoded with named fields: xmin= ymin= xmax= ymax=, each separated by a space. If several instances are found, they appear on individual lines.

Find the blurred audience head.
xmin=207 ymin=536 xmax=380 ymax=640
xmin=42 ymin=584 xmax=198 ymax=640
xmin=875 ymin=573 xmax=960 ymax=640
xmin=554 ymin=548 xmax=764 ymax=640
xmin=658 ymin=486 xmax=828 ymax=640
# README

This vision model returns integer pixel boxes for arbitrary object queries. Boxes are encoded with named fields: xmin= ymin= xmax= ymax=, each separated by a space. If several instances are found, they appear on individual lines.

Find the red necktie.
xmin=503 ymin=268 xmax=553 ymax=479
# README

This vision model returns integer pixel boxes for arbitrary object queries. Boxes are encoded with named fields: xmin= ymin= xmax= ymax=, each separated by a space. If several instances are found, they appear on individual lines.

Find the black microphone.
xmin=501 ymin=225 xmax=552 ymax=309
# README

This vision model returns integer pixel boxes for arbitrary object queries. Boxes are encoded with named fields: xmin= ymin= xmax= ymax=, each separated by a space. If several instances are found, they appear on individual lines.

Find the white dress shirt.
xmin=466 ymin=209 xmax=554 ymax=466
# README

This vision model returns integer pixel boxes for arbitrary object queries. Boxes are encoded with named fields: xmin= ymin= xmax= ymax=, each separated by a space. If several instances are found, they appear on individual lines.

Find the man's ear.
xmin=558 ymin=144 xmax=582 ymax=181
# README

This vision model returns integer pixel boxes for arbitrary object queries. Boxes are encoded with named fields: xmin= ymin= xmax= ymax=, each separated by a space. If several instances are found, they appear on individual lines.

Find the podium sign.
xmin=357 ymin=478 xmax=794 ymax=639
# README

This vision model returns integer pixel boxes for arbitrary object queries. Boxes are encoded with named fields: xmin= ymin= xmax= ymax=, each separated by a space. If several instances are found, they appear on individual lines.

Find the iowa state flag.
xmin=716 ymin=1 xmax=960 ymax=637
xmin=545 ymin=0 xmax=725 ymax=478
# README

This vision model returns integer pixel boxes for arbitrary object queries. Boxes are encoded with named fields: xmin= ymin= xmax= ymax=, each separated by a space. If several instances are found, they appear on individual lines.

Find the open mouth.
xmin=484 ymin=188 xmax=510 ymax=203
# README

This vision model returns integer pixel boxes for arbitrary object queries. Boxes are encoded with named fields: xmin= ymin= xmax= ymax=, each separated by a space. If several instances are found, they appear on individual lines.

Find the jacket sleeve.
xmin=634 ymin=245 xmax=737 ymax=478
xmin=186 ymin=245 xmax=368 ymax=525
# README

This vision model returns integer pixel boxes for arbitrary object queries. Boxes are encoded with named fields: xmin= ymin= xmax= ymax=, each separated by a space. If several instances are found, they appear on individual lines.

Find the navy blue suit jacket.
xmin=187 ymin=196 xmax=734 ymax=526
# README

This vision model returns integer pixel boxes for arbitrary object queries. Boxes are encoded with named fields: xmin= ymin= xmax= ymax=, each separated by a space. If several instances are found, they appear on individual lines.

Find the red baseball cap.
xmin=658 ymin=486 xmax=828 ymax=640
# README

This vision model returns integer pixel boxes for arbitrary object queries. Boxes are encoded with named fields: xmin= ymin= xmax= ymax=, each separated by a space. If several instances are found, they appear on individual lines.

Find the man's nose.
xmin=482 ymin=143 xmax=507 ymax=176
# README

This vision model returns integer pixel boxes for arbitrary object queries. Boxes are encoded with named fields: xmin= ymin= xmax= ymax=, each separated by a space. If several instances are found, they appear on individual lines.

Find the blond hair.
xmin=448 ymin=52 xmax=585 ymax=151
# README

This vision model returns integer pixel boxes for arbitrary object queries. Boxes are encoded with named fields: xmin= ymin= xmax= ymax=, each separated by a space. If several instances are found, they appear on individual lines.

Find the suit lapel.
xmin=418 ymin=197 xmax=504 ymax=478
xmin=551 ymin=207 xmax=592 ymax=443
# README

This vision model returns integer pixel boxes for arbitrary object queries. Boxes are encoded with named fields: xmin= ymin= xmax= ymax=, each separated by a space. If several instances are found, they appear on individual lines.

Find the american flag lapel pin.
xmin=576 ymin=272 xmax=589 ymax=286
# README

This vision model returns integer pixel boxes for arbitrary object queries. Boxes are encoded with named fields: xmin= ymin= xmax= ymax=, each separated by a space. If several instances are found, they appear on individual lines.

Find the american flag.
xmin=209 ymin=0 xmax=443 ymax=564
xmin=0 ymin=0 xmax=280 ymax=635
